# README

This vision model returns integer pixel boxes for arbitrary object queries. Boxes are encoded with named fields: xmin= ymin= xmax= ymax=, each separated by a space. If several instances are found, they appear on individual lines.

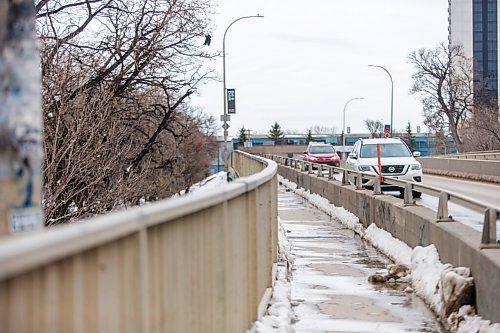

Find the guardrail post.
xmin=317 ymin=164 xmax=323 ymax=177
xmin=373 ymin=177 xmax=382 ymax=195
xmin=355 ymin=173 xmax=363 ymax=190
xmin=328 ymin=167 xmax=333 ymax=180
xmin=480 ymin=209 xmax=499 ymax=248
xmin=403 ymin=183 xmax=416 ymax=206
xmin=342 ymin=170 xmax=349 ymax=186
xmin=436 ymin=192 xmax=453 ymax=222
xmin=308 ymin=163 xmax=314 ymax=174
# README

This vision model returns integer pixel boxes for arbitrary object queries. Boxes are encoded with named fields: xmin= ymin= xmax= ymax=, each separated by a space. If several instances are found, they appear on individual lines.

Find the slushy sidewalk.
xmin=278 ymin=186 xmax=444 ymax=333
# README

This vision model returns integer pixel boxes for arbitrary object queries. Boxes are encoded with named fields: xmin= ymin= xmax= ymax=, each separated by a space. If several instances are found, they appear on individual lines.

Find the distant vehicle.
xmin=303 ymin=142 xmax=341 ymax=167
xmin=344 ymin=138 xmax=422 ymax=197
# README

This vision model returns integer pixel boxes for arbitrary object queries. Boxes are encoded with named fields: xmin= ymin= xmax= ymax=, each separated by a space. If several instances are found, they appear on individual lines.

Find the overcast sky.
xmin=190 ymin=0 xmax=449 ymax=136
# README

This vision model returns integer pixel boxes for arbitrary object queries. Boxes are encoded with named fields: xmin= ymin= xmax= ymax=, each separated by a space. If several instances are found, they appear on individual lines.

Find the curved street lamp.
xmin=368 ymin=64 xmax=393 ymax=137
xmin=222 ymin=14 xmax=264 ymax=143
xmin=342 ymin=97 xmax=364 ymax=159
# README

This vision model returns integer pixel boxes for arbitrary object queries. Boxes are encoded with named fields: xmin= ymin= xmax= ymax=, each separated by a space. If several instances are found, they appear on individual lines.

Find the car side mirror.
xmin=303 ymin=151 xmax=307 ymax=154
xmin=348 ymin=153 xmax=357 ymax=159
xmin=413 ymin=151 xmax=421 ymax=157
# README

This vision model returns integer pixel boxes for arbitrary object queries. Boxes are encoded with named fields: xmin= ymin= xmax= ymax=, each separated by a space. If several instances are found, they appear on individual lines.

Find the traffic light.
xmin=384 ymin=124 xmax=390 ymax=138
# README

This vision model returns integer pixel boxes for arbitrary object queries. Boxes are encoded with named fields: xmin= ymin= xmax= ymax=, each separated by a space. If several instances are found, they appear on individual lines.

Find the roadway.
xmin=296 ymin=156 xmax=499 ymax=236
xmin=329 ymin=169 xmax=499 ymax=237
xmin=421 ymin=174 xmax=500 ymax=208
xmin=418 ymin=173 xmax=500 ymax=238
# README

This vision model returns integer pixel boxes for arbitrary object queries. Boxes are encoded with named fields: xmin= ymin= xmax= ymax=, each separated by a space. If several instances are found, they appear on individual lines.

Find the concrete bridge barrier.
xmin=0 ymin=151 xmax=277 ymax=333
xmin=418 ymin=157 xmax=500 ymax=183
xmin=277 ymin=162 xmax=500 ymax=323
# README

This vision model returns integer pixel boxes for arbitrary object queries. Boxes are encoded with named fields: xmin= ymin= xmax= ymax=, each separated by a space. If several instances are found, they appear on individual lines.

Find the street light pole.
xmin=222 ymin=14 xmax=263 ymax=144
xmin=342 ymin=97 xmax=364 ymax=159
xmin=368 ymin=64 xmax=394 ymax=137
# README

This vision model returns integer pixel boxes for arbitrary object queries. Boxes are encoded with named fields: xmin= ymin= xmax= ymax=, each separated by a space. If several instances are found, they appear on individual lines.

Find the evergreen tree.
xmin=238 ymin=126 xmax=248 ymax=146
xmin=404 ymin=121 xmax=417 ymax=151
xmin=267 ymin=122 xmax=285 ymax=143
xmin=306 ymin=129 xmax=313 ymax=143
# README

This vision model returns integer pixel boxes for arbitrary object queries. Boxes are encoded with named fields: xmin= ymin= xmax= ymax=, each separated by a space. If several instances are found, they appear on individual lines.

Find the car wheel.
xmin=400 ymin=189 xmax=422 ymax=199
xmin=412 ymin=190 xmax=422 ymax=198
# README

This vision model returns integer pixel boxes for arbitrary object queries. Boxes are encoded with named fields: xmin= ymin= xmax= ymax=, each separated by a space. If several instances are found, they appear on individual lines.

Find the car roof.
xmin=358 ymin=138 xmax=403 ymax=145
xmin=308 ymin=142 xmax=332 ymax=146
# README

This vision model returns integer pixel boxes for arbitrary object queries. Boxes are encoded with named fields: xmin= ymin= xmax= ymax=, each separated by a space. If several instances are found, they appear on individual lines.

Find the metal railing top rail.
xmin=428 ymin=151 xmax=500 ymax=159
xmin=268 ymin=154 xmax=500 ymax=247
xmin=0 ymin=151 xmax=277 ymax=280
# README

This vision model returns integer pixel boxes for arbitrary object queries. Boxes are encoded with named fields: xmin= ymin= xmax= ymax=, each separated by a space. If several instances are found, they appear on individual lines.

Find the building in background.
xmin=448 ymin=0 xmax=498 ymax=101
xmin=228 ymin=133 xmax=455 ymax=159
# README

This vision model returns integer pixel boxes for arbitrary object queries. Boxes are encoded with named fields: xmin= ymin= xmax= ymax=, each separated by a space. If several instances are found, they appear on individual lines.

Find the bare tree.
xmin=364 ymin=119 xmax=383 ymax=138
xmin=408 ymin=43 xmax=476 ymax=152
xmin=461 ymin=101 xmax=500 ymax=151
xmin=37 ymin=0 xmax=220 ymax=223
xmin=307 ymin=125 xmax=336 ymax=134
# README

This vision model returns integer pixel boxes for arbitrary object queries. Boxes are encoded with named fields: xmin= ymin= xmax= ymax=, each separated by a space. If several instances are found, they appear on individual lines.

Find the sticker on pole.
xmin=9 ymin=207 xmax=43 ymax=233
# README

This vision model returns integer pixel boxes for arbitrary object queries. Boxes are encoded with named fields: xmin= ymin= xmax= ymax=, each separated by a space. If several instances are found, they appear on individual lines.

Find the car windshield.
xmin=360 ymin=143 xmax=411 ymax=158
xmin=309 ymin=145 xmax=335 ymax=154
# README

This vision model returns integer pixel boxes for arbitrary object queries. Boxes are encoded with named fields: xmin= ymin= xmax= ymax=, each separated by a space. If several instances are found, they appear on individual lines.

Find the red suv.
xmin=303 ymin=143 xmax=340 ymax=167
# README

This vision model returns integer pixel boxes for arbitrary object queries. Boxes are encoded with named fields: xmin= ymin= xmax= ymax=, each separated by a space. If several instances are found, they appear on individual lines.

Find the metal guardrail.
xmin=438 ymin=150 xmax=500 ymax=160
xmin=267 ymin=154 xmax=500 ymax=248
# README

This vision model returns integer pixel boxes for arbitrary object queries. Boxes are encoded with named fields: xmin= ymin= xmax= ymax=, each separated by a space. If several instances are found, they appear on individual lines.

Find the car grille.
xmin=381 ymin=165 xmax=405 ymax=174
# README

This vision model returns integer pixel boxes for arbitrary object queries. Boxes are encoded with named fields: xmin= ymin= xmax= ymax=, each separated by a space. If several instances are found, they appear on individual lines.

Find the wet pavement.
xmin=278 ymin=186 xmax=445 ymax=333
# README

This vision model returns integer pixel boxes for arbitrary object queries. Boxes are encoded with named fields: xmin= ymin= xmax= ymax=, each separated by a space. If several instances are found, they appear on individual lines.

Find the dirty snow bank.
xmin=277 ymin=175 xmax=500 ymax=333
xmin=364 ymin=223 xmax=412 ymax=266
xmin=250 ymin=218 xmax=294 ymax=333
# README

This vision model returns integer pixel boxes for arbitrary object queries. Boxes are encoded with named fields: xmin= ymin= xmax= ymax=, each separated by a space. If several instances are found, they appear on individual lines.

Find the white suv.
xmin=345 ymin=138 xmax=422 ymax=197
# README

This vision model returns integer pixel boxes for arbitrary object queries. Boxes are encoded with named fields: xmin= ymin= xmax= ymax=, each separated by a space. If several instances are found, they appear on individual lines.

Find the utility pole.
xmin=0 ymin=1 xmax=44 ymax=235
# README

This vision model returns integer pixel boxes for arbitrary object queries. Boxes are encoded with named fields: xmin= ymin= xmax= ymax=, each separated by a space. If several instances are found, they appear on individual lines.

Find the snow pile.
xmin=253 ymin=268 xmax=293 ymax=333
xmin=411 ymin=246 xmax=475 ymax=326
xmin=411 ymin=245 xmax=446 ymax=312
xmin=277 ymin=217 xmax=294 ymax=275
xmin=277 ymin=175 xmax=500 ymax=332
xmin=364 ymin=223 xmax=412 ymax=266
xmin=176 ymin=171 xmax=228 ymax=196
xmin=251 ymin=218 xmax=294 ymax=333
xmin=450 ymin=306 xmax=500 ymax=333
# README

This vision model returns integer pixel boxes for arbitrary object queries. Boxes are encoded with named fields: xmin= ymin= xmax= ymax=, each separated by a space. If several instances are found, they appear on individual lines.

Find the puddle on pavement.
xmin=280 ymin=208 xmax=325 ymax=221
xmin=278 ymin=186 xmax=445 ymax=333
xmin=309 ymin=263 xmax=366 ymax=277
xmin=317 ymin=294 xmax=403 ymax=323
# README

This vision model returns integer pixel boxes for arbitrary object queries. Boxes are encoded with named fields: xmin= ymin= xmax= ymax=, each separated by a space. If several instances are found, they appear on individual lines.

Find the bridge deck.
xmin=277 ymin=186 xmax=444 ymax=332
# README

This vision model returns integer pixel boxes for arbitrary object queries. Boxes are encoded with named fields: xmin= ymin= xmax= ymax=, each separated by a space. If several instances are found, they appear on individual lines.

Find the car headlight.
xmin=310 ymin=156 xmax=318 ymax=161
xmin=411 ymin=164 xmax=421 ymax=170
xmin=358 ymin=165 xmax=371 ymax=172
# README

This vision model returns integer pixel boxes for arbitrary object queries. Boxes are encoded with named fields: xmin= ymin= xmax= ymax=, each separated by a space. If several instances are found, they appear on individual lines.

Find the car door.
xmin=345 ymin=142 xmax=360 ymax=184
xmin=345 ymin=142 xmax=359 ymax=171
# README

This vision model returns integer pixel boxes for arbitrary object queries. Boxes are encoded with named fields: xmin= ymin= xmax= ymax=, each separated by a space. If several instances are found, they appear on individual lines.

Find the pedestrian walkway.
xmin=278 ymin=186 xmax=444 ymax=333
